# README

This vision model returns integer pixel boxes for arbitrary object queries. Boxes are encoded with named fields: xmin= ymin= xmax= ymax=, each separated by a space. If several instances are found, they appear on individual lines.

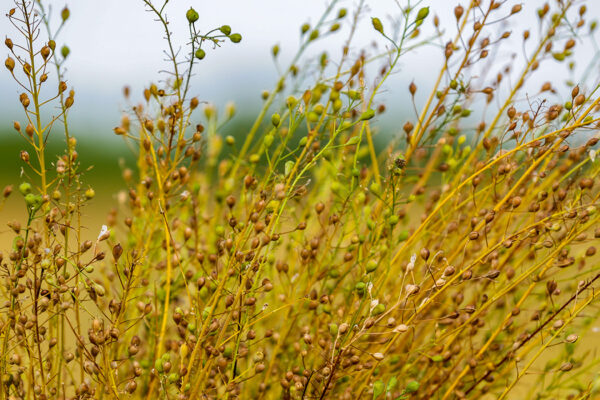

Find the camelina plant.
xmin=3 ymin=0 xmax=600 ymax=399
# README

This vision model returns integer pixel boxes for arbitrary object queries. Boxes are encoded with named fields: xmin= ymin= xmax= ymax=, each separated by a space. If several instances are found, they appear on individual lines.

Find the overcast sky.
xmin=2 ymin=0 xmax=600 ymax=137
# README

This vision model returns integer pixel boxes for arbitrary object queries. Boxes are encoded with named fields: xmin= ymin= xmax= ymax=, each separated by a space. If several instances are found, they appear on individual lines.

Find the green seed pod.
xmin=229 ymin=33 xmax=242 ymax=43
xmin=355 ymin=281 xmax=366 ymax=294
xmin=309 ymin=29 xmax=319 ymax=41
xmin=329 ymin=323 xmax=338 ymax=336
xmin=219 ymin=25 xmax=231 ymax=35
xmin=61 ymin=45 xmax=70 ymax=59
xmin=301 ymin=23 xmax=310 ymax=34
xmin=360 ymin=109 xmax=375 ymax=121
xmin=371 ymin=17 xmax=384 ymax=34
xmin=337 ymin=8 xmax=347 ymax=19
xmin=271 ymin=113 xmax=281 ymax=127
xmin=369 ymin=182 xmax=381 ymax=194
xmin=85 ymin=188 xmax=95 ymax=199
xmin=332 ymin=99 xmax=343 ymax=112
xmin=366 ymin=260 xmax=378 ymax=273
xmin=417 ymin=7 xmax=430 ymax=21
xmin=24 ymin=193 xmax=39 ymax=208
xmin=154 ymin=359 xmax=164 ymax=373
xmin=19 ymin=182 xmax=32 ymax=195
xmin=195 ymin=48 xmax=206 ymax=60
xmin=372 ymin=303 xmax=385 ymax=316
xmin=264 ymin=134 xmax=274 ymax=148
xmin=406 ymin=381 xmax=420 ymax=393
xmin=186 ymin=8 xmax=199 ymax=23
xmin=168 ymin=373 xmax=179 ymax=383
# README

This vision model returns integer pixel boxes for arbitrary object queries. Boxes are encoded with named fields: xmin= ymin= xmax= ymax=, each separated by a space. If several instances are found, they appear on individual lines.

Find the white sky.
xmin=2 ymin=0 xmax=600 ymax=136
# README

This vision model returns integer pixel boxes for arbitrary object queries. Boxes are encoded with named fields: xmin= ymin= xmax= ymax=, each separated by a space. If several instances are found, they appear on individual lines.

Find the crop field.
xmin=2 ymin=0 xmax=600 ymax=399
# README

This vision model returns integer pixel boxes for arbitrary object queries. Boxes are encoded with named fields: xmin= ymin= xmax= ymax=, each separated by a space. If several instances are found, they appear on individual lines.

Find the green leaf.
xmin=387 ymin=376 xmax=398 ymax=392
xmin=373 ymin=380 xmax=385 ymax=399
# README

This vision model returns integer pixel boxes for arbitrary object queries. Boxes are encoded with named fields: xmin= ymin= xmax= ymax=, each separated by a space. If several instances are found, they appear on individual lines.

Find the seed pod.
xmin=559 ymin=362 xmax=573 ymax=372
xmin=195 ymin=48 xmax=206 ymax=60
xmin=5 ymin=57 xmax=15 ymax=72
xmin=371 ymin=17 xmax=383 ymax=34
xmin=454 ymin=5 xmax=464 ymax=20
xmin=112 ymin=243 xmax=123 ymax=261
xmin=20 ymin=93 xmax=30 ymax=108
xmin=186 ymin=7 xmax=199 ymax=23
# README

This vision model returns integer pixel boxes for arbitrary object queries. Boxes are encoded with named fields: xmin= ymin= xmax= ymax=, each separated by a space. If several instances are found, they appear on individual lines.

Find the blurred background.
xmin=1 ymin=0 xmax=599 ymax=221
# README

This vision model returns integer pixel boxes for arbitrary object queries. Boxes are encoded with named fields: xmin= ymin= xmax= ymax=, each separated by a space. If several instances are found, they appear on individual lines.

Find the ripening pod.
xmin=112 ymin=243 xmax=123 ymax=261
xmin=61 ymin=6 xmax=70 ymax=21
xmin=416 ymin=7 xmax=429 ymax=21
xmin=41 ymin=46 xmax=51 ymax=60
xmin=371 ymin=17 xmax=383 ymax=34
xmin=19 ymin=93 xmax=30 ymax=108
xmin=61 ymin=45 xmax=70 ymax=58
xmin=5 ymin=57 xmax=15 ymax=72
xmin=186 ymin=7 xmax=199 ymax=23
